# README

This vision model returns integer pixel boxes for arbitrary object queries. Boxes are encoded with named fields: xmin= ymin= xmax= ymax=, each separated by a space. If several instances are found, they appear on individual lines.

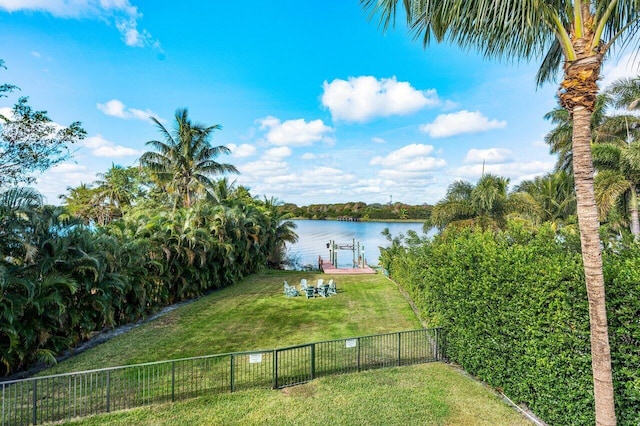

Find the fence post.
xmin=32 ymin=380 xmax=37 ymax=425
xmin=310 ymin=344 xmax=316 ymax=380
xmin=357 ymin=337 xmax=361 ymax=372
xmin=230 ymin=354 xmax=235 ymax=393
xmin=106 ymin=371 xmax=111 ymax=413
xmin=273 ymin=350 xmax=278 ymax=389
xmin=2 ymin=382 xmax=5 ymax=426
xmin=171 ymin=362 xmax=176 ymax=402
xmin=397 ymin=332 xmax=402 ymax=366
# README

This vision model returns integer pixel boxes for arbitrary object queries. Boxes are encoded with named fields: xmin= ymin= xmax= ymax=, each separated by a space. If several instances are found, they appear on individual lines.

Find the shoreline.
xmin=292 ymin=217 xmax=427 ymax=224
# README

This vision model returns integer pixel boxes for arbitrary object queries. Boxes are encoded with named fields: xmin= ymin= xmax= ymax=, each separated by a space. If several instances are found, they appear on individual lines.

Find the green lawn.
xmin=38 ymin=270 xmax=532 ymax=425
xmin=67 ymin=363 xmax=531 ymax=426
xmin=44 ymin=271 xmax=421 ymax=374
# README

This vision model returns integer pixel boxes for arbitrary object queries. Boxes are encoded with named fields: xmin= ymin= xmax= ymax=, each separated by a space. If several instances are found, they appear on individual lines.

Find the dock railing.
xmin=1 ymin=328 xmax=444 ymax=425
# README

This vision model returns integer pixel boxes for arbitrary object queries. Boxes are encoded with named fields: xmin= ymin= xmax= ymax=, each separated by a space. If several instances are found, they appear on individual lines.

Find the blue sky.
xmin=1 ymin=1 xmax=637 ymax=206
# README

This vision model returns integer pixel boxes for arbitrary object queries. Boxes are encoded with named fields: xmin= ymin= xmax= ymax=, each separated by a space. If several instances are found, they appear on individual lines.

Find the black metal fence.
xmin=1 ymin=328 xmax=444 ymax=425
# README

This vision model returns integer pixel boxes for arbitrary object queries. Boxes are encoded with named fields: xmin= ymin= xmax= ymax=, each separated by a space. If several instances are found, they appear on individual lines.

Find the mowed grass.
xmin=66 ymin=363 xmax=532 ymax=426
xmin=44 ymin=271 xmax=421 ymax=374
xmin=40 ymin=270 xmax=532 ymax=425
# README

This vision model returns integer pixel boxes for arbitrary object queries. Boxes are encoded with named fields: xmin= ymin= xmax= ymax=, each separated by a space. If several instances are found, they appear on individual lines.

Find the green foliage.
xmin=0 ymin=185 xmax=299 ymax=376
xmin=429 ymin=174 xmax=542 ymax=231
xmin=0 ymin=61 xmax=86 ymax=187
xmin=383 ymin=225 xmax=640 ymax=425
xmin=280 ymin=201 xmax=431 ymax=221
xmin=139 ymin=108 xmax=238 ymax=208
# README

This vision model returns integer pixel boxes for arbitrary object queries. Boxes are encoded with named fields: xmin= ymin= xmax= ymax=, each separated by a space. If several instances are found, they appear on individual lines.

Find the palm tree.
xmin=608 ymin=76 xmax=640 ymax=111
xmin=544 ymin=94 xmax=609 ymax=172
xmin=515 ymin=171 xmax=577 ymax=227
xmin=92 ymin=164 xmax=142 ymax=223
xmin=261 ymin=197 xmax=299 ymax=269
xmin=0 ymin=187 xmax=44 ymax=264
xmin=60 ymin=183 xmax=101 ymax=225
xmin=361 ymin=2 xmax=640 ymax=422
xmin=139 ymin=108 xmax=239 ymax=208
xmin=592 ymin=141 xmax=640 ymax=237
xmin=429 ymin=174 xmax=537 ymax=231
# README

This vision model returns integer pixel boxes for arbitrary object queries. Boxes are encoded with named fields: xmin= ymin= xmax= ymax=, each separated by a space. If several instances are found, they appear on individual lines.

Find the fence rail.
xmin=1 ymin=328 xmax=444 ymax=425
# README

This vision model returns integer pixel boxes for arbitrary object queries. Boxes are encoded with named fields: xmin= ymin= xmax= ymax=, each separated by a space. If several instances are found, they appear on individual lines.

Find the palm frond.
xmin=595 ymin=169 xmax=630 ymax=219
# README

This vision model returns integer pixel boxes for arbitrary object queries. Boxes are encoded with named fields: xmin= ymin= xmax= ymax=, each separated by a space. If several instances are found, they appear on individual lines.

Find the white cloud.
xmin=370 ymin=144 xmax=438 ymax=167
xmin=0 ymin=106 xmax=13 ymax=119
xmin=420 ymin=110 xmax=507 ymax=138
xmin=82 ymin=134 xmax=142 ymax=157
xmin=227 ymin=143 xmax=256 ymax=158
xmin=301 ymin=152 xmax=331 ymax=160
xmin=262 ymin=166 xmax=355 ymax=188
xmin=258 ymin=116 xmax=333 ymax=147
xmin=264 ymin=146 xmax=292 ymax=159
xmin=369 ymin=143 xmax=446 ymax=189
xmin=97 ymin=99 xmax=158 ymax=122
xmin=377 ymin=169 xmax=439 ymax=184
xmin=454 ymin=160 xmax=554 ymax=183
xmin=371 ymin=137 xmax=385 ymax=144
xmin=321 ymin=76 xmax=440 ymax=122
xmin=601 ymin=52 xmax=640 ymax=88
xmin=464 ymin=148 xmax=512 ymax=164
xmin=0 ymin=0 xmax=161 ymax=49
xmin=34 ymin=162 xmax=97 ymax=205
xmin=239 ymin=160 xmax=289 ymax=177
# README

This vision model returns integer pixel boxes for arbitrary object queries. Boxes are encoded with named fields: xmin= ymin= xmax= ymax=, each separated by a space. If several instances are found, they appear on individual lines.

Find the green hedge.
xmin=384 ymin=224 xmax=639 ymax=425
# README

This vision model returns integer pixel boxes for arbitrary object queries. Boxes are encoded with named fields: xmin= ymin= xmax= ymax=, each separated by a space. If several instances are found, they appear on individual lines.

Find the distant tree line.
xmin=280 ymin=201 xmax=432 ymax=221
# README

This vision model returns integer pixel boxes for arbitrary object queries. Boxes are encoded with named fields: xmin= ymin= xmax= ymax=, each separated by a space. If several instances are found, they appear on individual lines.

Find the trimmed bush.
xmin=384 ymin=224 xmax=640 ymax=425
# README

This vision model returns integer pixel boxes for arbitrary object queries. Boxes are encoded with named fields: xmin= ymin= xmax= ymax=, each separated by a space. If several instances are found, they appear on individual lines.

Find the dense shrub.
xmin=384 ymin=224 xmax=640 ymax=425
xmin=0 ymin=200 xmax=287 ymax=376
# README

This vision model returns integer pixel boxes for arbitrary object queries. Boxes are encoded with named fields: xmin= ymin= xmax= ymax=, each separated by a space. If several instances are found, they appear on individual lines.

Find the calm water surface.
xmin=286 ymin=219 xmax=431 ymax=268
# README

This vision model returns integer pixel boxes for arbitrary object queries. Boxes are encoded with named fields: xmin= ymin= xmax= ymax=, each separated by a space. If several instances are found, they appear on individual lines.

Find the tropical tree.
xmin=608 ymin=75 xmax=640 ymax=110
xmin=93 ymin=164 xmax=141 ymax=214
xmin=515 ymin=171 xmax=577 ymax=227
xmin=59 ymin=183 xmax=101 ymax=225
xmin=1 ymin=61 xmax=86 ymax=187
xmin=592 ymin=141 xmax=640 ymax=237
xmin=139 ymin=108 xmax=238 ymax=208
xmin=429 ymin=174 xmax=538 ymax=231
xmin=544 ymin=94 xmax=609 ymax=172
xmin=0 ymin=187 xmax=43 ymax=264
xmin=206 ymin=177 xmax=256 ymax=206
xmin=260 ymin=197 xmax=299 ymax=269
xmin=362 ymin=2 xmax=640 ymax=423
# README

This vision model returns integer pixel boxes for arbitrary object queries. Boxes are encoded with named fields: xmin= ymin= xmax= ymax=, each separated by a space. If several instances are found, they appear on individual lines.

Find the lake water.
xmin=286 ymin=219 xmax=430 ymax=269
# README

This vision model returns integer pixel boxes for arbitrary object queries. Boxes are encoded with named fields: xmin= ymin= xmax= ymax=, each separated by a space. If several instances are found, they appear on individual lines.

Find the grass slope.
xmin=39 ymin=270 xmax=531 ymax=425
xmin=67 ymin=363 xmax=531 ymax=425
xmin=45 ymin=271 xmax=420 ymax=374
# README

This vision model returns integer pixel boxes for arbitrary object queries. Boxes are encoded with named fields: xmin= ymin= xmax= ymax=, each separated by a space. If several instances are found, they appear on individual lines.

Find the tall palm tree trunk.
xmin=572 ymin=105 xmax=616 ymax=426
xmin=629 ymin=184 xmax=640 ymax=238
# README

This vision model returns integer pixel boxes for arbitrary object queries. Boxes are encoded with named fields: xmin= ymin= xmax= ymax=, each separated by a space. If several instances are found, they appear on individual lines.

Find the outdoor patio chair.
xmin=300 ymin=278 xmax=308 ymax=290
xmin=305 ymin=286 xmax=315 ymax=298
xmin=283 ymin=281 xmax=299 ymax=297
xmin=316 ymin=278 xmax=324 ymax=289
xmin=318 ymin=284 xmax=330 ymax=298
xmin=328 ymin=279 xmax=337 ymax=295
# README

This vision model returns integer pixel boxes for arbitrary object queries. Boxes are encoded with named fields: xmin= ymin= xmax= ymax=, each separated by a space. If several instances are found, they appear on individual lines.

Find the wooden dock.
xmin=320 ymin=260 xmax=377 ymax=275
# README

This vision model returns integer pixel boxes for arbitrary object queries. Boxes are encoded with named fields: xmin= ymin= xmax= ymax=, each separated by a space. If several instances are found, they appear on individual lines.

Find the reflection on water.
xmin=285 ymin=219 xmax=430 ymax=268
